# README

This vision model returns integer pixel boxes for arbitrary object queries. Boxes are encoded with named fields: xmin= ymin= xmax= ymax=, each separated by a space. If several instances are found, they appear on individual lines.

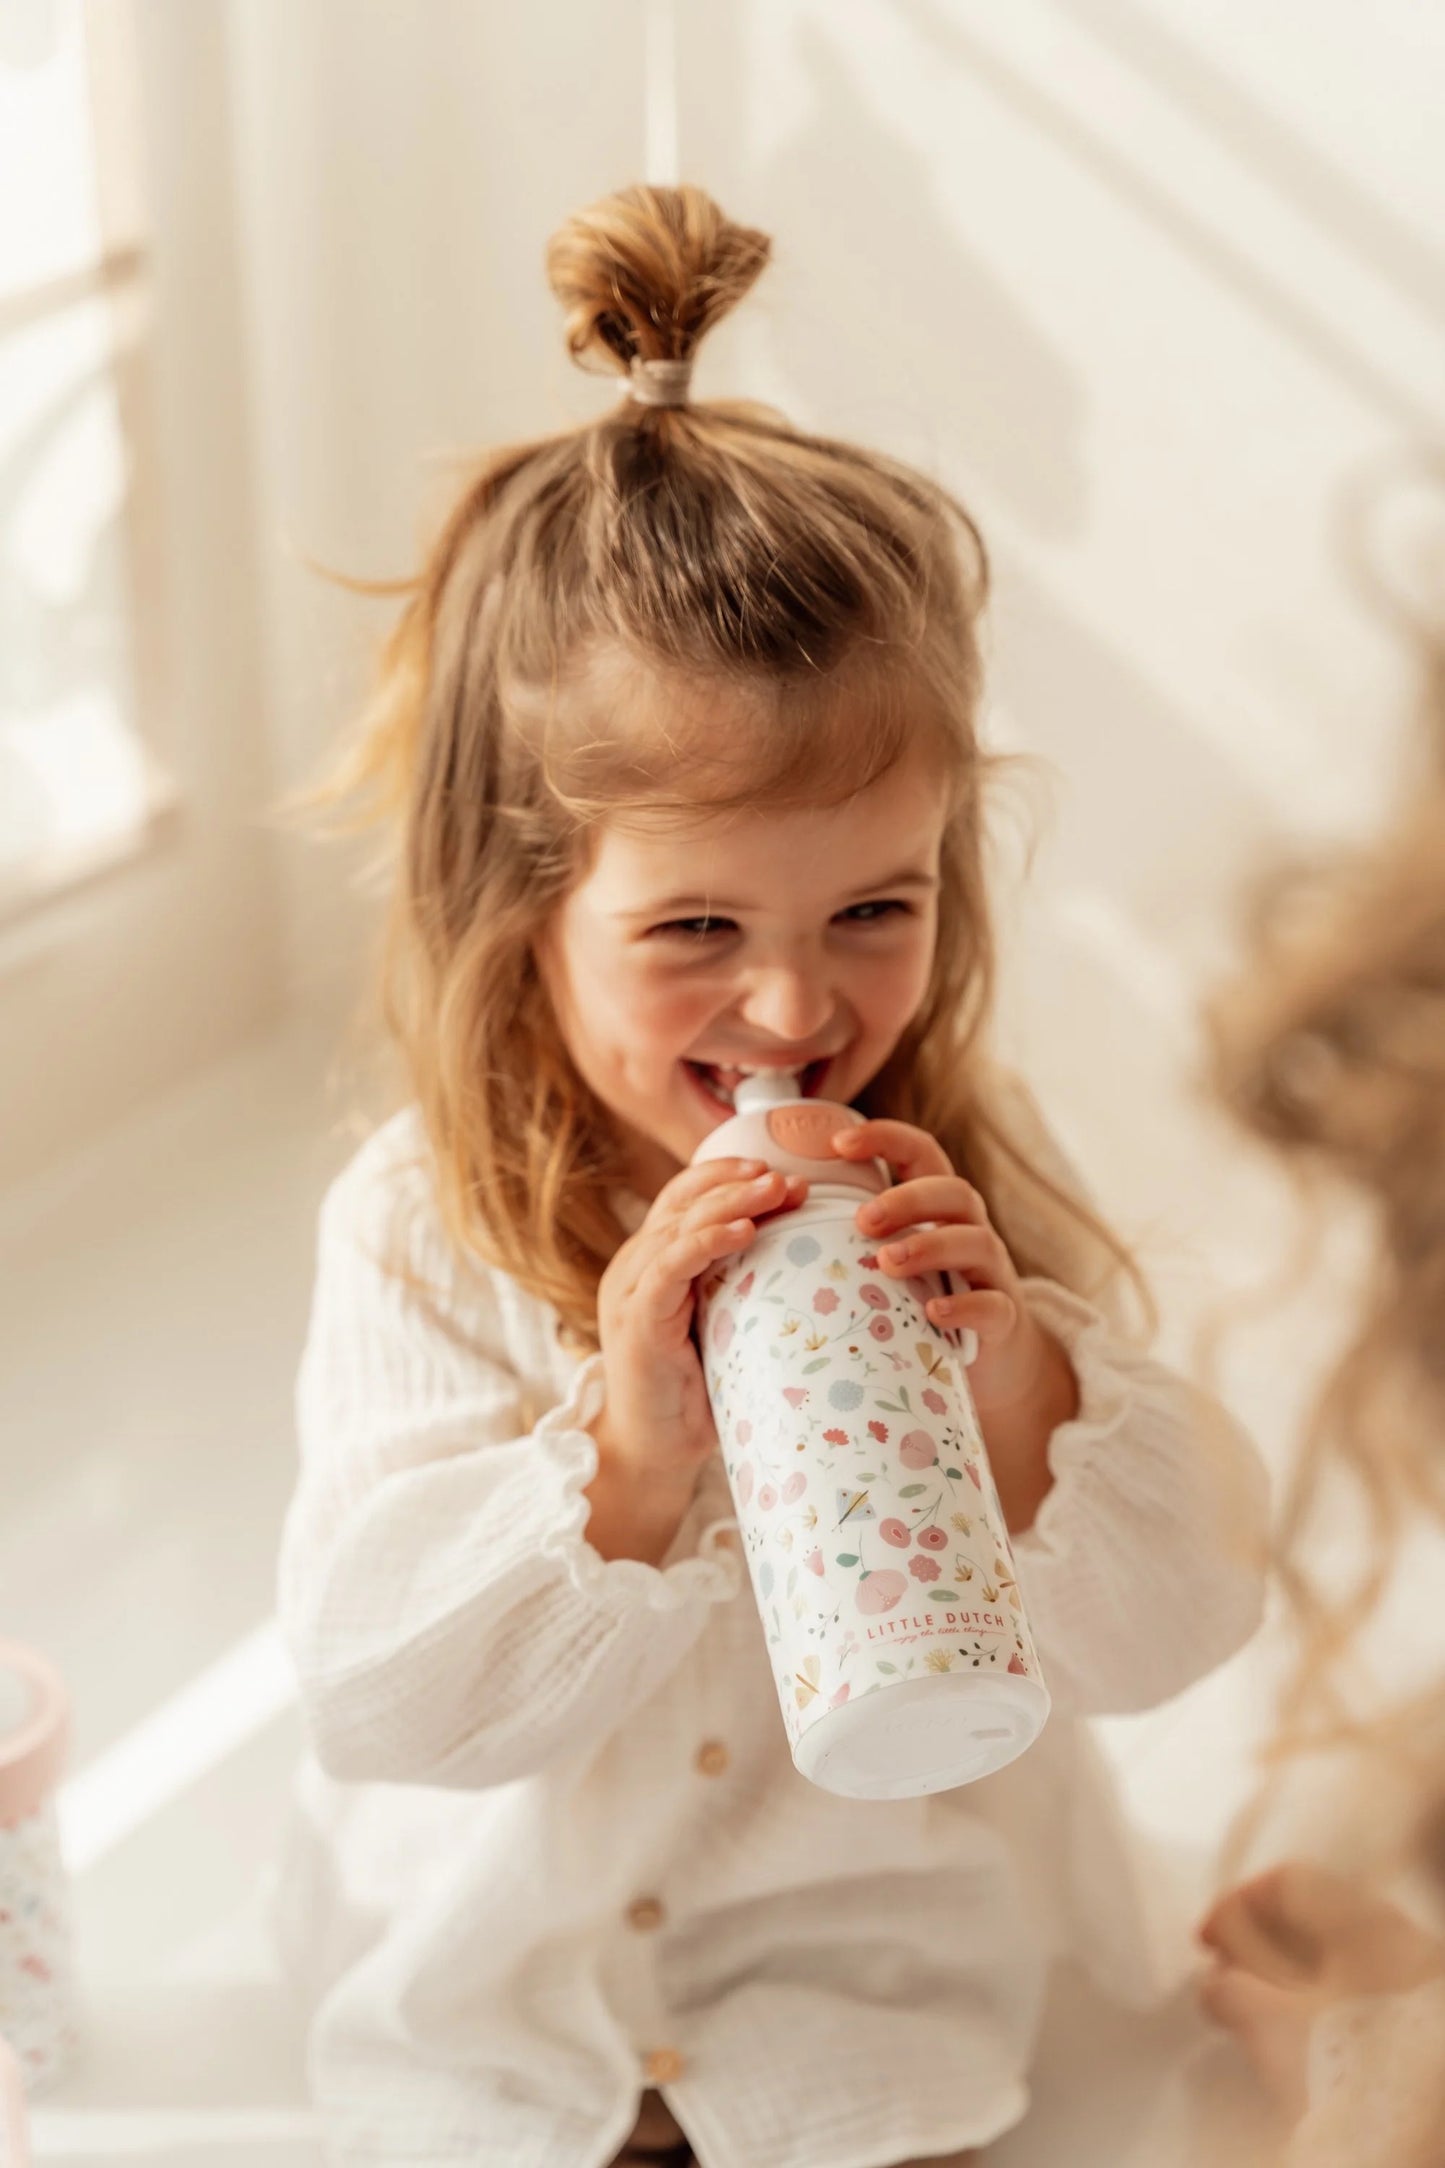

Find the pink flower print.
xmin=899 ymin=1430 xmax=938 ymax=1470
xmin=879 ymin=1517 xmax=911 ymax=1548
xmin=735 ymin=1271 xmax=755 ymax=1298
xmin=712 ymin=1308 xmax=735 ymax=1352
xmin=964 ymin=1460 xmax=982 ymax=1490
xmin=856 ymin=1569 xmax=908 ymax=1615
xmin=805 ymin=1547 xmax=825 ymax=1576
xmin=758 ymin=1483 xmax=778 ymax=1511
xmin=782 ymin=1386 xmax=808 ymax=1409
xmin=1008 ymin=1651 xmax=1028 ymax=1675
xmin=781 ymin=1471 xmax=808 ymax=1505
xmin=868 ymin=1317 xmax=894 ymax=1341
xmin=909 ymin=1554 xmax=942 ymax=1583
xmin=859 ymin=1283 xmax=890 ymax=1309
xmin=916 ymin=1525 xmax=948 ymax=1552
xmin=735 ymin=1463 xmax=754 ymax=1507
xmin=812 ymin=1286 xmax=840 ymax=1314
xmin=867 ymin=1419 xmax=888 ymax=1442
xmin=736 ymin=1418 xmax=752 ymax=1445
xmin=922 ymin=1388 xmax=947 ymax=1416
xmin=829 ymin=1682 xmax=852 ymax=1708
xmin=823 ymin=1427 xmax=848 ymax=1445
xmin=858 ymin=1252 xmax=880 ymax=1269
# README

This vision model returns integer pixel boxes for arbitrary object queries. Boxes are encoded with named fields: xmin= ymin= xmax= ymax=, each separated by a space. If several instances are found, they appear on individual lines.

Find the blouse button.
xmin=643 ymin=2046 xmax=686 ymax=2086
xmin=626 ymin=1895 xmax=666 ymax=1932
xmin=695 ymin=1740 xmax=730 ymax=1777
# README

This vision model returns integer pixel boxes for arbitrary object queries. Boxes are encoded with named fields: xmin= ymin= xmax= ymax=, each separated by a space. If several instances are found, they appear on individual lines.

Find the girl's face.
xmin=536 ymin=749 xmax=947 ymax=1199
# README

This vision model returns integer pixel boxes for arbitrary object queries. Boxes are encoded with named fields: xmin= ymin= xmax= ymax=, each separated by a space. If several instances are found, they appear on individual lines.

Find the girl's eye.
xmin=650 ymin=900 xmax=910 ymax=939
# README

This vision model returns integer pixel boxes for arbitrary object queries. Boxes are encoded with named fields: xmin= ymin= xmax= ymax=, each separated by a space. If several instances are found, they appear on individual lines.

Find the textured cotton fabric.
xmin=273 ymin=1095 xmax=1268 ymax=2168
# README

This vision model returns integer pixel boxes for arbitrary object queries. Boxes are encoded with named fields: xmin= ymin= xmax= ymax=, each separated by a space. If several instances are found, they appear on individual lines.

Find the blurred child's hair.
xmin=303 ymin=183 xmax=1143 ymax=1349
xmin=1210 ymin=760 xmax=1445 ymax=1903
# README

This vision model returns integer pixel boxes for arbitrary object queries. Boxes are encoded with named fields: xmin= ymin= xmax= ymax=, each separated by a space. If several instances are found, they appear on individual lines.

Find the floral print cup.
xmin=0 ymin=2033 xmax=30 ymax=2165
xmin=0 ymin=1645 xmax=77 ymax=2092
xmin=699 ymin=1210 xmax=1049 ymax=1798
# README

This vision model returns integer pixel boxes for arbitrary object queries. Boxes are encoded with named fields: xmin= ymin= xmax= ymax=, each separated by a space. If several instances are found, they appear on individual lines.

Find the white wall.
xmin=676 ymin=0 xmax=1444 ymax=1384
xmin=222 ymin=0 xmax=654 ymax=1020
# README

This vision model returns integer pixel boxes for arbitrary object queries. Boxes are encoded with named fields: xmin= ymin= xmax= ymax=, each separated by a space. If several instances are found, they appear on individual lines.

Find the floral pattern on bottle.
xmin=699 ymin=1214 xmax=1045 ymax=1757
xmin=0 ymin=1804 xmax=78 ymax=2089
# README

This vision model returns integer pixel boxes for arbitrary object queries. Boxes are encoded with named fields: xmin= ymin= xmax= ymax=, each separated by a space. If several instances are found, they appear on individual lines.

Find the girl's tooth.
xmin=691 ymin=1063 xmax=734 ymax=1109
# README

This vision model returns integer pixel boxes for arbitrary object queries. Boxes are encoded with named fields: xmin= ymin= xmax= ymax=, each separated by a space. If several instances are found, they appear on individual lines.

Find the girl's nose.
xmin=737 ymin=966 xmax=836 ymax=1048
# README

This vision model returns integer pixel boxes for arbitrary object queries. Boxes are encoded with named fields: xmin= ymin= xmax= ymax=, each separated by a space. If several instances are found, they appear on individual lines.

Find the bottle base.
xmin=792 ymin=1673 xmax=1050 ymax=1799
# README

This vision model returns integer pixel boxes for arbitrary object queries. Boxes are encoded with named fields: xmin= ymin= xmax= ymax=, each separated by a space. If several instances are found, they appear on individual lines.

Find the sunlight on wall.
xmin=0 ymin=0 xmax=160 ymax=908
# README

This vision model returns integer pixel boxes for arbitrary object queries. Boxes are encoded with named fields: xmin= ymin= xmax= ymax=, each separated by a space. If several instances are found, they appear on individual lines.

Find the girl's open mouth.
xmin=684 ymin=1057 xmax=832 ymax=1115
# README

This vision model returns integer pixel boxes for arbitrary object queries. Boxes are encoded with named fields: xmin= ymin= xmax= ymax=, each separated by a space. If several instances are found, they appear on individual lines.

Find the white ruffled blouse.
xmin=272 ymin=1099 xmax=1268 ymax=2168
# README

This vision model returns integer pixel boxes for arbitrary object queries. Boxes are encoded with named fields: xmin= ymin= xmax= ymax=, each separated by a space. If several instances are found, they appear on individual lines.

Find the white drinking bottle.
xmin=693 ymin=1072 xmax=1049 ymax=1799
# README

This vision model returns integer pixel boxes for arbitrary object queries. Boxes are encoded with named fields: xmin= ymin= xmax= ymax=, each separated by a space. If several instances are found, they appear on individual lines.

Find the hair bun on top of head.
xmin=544 ymin=182 xmax=771 ymax=409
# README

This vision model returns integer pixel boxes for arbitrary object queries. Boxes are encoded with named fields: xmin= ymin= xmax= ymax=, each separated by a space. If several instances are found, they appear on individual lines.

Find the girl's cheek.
xmin=627 ymin=972 xmax=720 ymax=1051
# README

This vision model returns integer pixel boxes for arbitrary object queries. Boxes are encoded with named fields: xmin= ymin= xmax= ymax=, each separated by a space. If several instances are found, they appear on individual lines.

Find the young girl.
xmin=1194 ymin=771 xmax=1445 ymax=2164
xmin=274 ymin=184 xmax=1267 ymax=2168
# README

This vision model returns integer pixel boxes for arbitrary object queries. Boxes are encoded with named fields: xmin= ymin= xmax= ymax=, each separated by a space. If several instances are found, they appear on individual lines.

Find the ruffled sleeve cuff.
xmin=1008 ymin=1278 xmax=1268 ymax=1715
xmin=1012 ymin=1277 xmax=1137 ymax=1501
xmin=533 ymin=1353 xmax=744 ymax=1616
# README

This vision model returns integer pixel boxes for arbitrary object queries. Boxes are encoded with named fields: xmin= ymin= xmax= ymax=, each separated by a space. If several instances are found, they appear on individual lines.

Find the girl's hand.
xmin=591 ymin=1158 xmax=807 ymax=1495
xmin=831 ymin=1118 xmax=1069 ymax=1424
xmin=1196 ymin=1862 xmax=1445 ymax=2118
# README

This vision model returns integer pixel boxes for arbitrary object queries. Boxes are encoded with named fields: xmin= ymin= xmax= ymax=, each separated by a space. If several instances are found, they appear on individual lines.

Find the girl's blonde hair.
xmin=1211 ymin=771 xmax=1445 ymax=1900
xmin=308 ymin=183 xmax=1142 ymax=1350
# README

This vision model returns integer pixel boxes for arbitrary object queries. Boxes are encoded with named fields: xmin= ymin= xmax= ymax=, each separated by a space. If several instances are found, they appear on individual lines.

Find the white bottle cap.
xmin=732 ymin=1070 xmax=804 ymax=1114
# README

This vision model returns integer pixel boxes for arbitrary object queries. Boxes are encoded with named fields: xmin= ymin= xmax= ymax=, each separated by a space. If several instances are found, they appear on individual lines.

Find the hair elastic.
xmin=628 ymin=357 xmax=693 ymax=408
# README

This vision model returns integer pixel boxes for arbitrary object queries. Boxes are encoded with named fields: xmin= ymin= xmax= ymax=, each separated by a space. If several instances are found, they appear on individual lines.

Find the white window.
xmin=0 ymin=0 xmax=174 ymax=922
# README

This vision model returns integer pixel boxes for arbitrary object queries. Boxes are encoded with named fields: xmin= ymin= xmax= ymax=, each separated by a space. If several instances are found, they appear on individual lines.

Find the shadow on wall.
xmin=899 ymin=0 xmax=1437 ymax=440
xmin=750 ymin=21 xmax=1089 ymax=544
xmin=1058 ymin=0 xmax=1445 ymax=322
xmin=743 ymin=15 xmax=1279 ymax=946
xmin=985 ymin=551 xmax=1282 ymax=1223
xmin=992 ymin=550 xmax=1279 ymax=940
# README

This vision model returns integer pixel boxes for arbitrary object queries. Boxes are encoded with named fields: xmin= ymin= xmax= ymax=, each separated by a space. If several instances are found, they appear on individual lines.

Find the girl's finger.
xmin=637 ymin=1216 xmax=756 ymax=1325
xmin=857 ymin=1175 xmax=990 ymax=1240
xmin=651 ymin=1155 xmax=777 ymax=1219
xmin=1195 ymin=1964 xmax=1315 ymax=2117
xmin=1198 ymin=1867 xmax=1336 ymax=1983
xmin=1196 ymin=1887 xmax=1305 ymax=1983
xmin=1197 ymin=1961 xmax=1307 ymax=2036
xmin=832 ymin=1119 xmax=953 ymax=1184
xmin=633 ymin=1170 xmax=787 ymax=1271
xmin=926 ymin=1287 xmax=1016 ymax=1342
xmin=876 ymin=1224 xmax=1006 ymax=1288
xmin=680 ymin=1168 xmax=791 ymax=1233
